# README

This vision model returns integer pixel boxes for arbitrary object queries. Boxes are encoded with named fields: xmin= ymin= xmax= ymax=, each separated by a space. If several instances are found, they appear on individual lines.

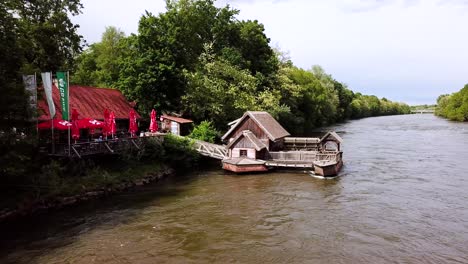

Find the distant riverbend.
xmin=1 ymin=114 xmax=468 ymax=263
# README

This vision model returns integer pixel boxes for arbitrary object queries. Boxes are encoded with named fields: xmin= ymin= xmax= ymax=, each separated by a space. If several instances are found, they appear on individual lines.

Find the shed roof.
xmin=320 ymin=131 xmax=343 ymax=143
xmin=222 ymin=157 xmax=266 ymax=165
xmin=227 ymin=130 xmax=267 ymax=151
xmin=222 ymin=111 xmax=290 ymax=141
xmin=161 ymin=115 xmax=193 ymax=124
xmin=38 ymin=85 xmax=140 ymax=121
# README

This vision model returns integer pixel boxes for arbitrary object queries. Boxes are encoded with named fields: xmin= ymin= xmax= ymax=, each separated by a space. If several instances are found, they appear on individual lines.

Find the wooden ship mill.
xmin=219 ymin=111 xmax=343 ymax=176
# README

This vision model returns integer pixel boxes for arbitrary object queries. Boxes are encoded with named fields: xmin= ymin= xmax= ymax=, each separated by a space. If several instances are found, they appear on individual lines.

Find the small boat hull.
xmin=313 ymin=160 xmax=343 ymax=177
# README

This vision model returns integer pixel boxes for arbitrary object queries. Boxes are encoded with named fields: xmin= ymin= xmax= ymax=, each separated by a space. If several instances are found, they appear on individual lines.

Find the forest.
xmin=1 ymin=0 xmax=410 ymax=136
xmin=69 ymin=0 xmax=410 ymax=135
xmin=435 ymin=84 xmax=468 ymax=122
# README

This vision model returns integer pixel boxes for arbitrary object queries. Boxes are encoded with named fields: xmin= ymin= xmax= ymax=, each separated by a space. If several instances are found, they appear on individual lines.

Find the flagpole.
xmin=50 ymin=73 xmax=55 ymax=154
xmin=67 ymin=71 xmax=71 ymax=157
xmin=34 ymin=72 xmax=38 ymax=137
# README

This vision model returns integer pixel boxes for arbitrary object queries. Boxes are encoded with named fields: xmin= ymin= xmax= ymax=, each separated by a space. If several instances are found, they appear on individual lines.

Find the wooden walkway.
xmin=193 ymin=140 xmax=228 ymax=160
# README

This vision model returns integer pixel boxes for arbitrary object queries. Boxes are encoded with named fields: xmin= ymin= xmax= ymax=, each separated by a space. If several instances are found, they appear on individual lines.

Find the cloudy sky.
xmin=72 ymin=0 xmax=468 ymax=105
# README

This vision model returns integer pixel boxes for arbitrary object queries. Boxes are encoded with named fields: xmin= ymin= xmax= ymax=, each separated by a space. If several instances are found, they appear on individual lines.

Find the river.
xmin=1 ymin=114 xmax=468 ymax=263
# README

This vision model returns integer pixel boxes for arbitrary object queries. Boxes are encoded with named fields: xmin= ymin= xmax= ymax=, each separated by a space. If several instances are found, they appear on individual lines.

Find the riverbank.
xmin=0 ymin=164 xmax=174 ymax=223
xmin=0 ymin=135 xmax=199 ymax=223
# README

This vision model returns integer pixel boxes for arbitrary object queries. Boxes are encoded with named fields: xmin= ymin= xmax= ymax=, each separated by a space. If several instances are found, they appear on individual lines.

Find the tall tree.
xmin=116 ymin=0 xmax=240 ymax=113
xmin=72 ymin=26 xmax=125 ymax=87
xmin=1 ymin=0 xmax=83 ymax=127
xmin=0 ymin=1 xmax=26 ymax=128
xmin=12 ymin=0 xmax=84 ymax=72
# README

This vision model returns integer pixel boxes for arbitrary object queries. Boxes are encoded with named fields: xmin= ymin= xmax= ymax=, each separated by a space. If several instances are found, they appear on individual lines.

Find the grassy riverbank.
xmin=0 ymin=135 xmax=199 ymax=221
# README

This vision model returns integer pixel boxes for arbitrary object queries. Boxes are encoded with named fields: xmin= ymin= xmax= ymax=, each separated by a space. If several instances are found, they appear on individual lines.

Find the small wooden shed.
xmin=160 ymin=115 xmax=193 ymax=136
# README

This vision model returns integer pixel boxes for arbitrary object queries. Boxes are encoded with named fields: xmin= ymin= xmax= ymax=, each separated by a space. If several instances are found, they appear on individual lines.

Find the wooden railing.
xmin=268 ymin=151 xmax=317 ymax=161
xmin=316 ymin=152 xmax=341 ymax=162
xmin=48 ymin=136 xmax=164 ymax=158
xmin=193 ymin=140 xmax=227 ymax=160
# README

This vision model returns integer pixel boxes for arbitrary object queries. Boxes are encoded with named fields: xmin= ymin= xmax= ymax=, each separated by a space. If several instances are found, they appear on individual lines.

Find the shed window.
xmin=240 ymin=150 xmax=247 ymax=157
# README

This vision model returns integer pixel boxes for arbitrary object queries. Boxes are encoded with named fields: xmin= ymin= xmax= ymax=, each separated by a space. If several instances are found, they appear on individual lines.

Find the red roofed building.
xmin=38 ymin=85 xmax=140 ymax=121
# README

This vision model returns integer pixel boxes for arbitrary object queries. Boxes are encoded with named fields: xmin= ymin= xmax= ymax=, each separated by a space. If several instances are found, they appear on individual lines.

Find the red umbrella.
xmin=129 ymin=109 xmax=138 ymax=137
xmin=71 ymin=109 xmax=80 ymax=141
xmin=38 ymin=119 xmax=72 ymax=130
xmin=109 ymin=111 xmax=116 ymax=138
xmin=78 ymin=118 xmax=104 ymax=129
xmin=149 ymin=109 xmax=158 ymax=133
xmin=103 ymin=109 xmax=110 ymax=138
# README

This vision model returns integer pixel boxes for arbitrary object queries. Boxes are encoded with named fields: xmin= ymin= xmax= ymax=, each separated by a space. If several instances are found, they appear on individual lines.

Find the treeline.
xmin=71 ymin=0 xmax=410 ymax=135
xmin=435 ymin=84 xmax=468 ymax=121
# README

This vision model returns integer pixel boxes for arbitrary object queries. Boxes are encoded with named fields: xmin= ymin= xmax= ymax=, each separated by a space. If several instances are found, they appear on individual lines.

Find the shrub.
xmin=188 ymin=120 xmax=219 ymax=143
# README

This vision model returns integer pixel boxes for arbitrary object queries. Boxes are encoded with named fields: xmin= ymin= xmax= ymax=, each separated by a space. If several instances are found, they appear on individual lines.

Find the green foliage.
xmin=10 ymin=0 xmax=84 ymax=72
xmin=71 ymin=26 xmax=126 ymax=87
xmin=435 ymin=85 xmax=468 ymax=121
xmin=183 ymin=44 xmax=289 ymax=130
xmin=0 ymin=0 xmax=83 ymax=128
xmin=162 ymin=134 xmax=199 ymax=171
xmin=70 ymin=0 xmax=410 ymax=134
xmin=189 ymin=120 xmax=219 ymax=143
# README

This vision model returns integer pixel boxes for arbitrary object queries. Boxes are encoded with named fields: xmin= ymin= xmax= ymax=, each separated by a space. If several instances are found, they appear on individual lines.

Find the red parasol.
xmin=129 ymin=109 xmax=138 ymax=137
xmin=149 ymin=109 xmax=158 ymax=133
xmin=78 ymin=118 xmax=104 ymax=129
xmin=109 ymin=111 xmax=116 ymax=138
xmin=103 ymin=109 xmax=110 ymax=138
xmin=71 ymin=109 xmax=80 ymax=141
xmin=38 ymin=119 xmax=72 ymax=130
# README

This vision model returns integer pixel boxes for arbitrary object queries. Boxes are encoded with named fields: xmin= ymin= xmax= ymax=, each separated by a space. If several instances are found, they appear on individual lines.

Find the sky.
xmin=72 ymin=0 xmax=468 ymax=105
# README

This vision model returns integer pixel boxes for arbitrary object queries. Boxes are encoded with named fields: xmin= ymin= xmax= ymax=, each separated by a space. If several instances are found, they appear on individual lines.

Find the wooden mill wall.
xmin=230 ymin=117 xmax=270 ymax=149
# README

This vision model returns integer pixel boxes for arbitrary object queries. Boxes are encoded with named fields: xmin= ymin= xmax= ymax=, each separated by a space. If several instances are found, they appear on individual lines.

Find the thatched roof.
xmin=226 ymin=130 xmax=267 ymax=151
xmin=222 ymin=111 xmax=290 ymax=141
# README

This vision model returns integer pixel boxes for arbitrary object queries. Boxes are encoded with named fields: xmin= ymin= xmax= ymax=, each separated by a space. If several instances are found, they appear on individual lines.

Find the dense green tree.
xmin=12 ymin=0 xmax=84 ymax=72
xmin=71 ymin=26 xmax=125 ymax=87
xmin=182 ymin=44 xmax=289 ymax=130
xmin=1 ymin=0 xmax=83 ymax=128
xmin=0 ymin=1 xmax=27 ymax=128
xmin=436 ymin=85 xmax=468 ymax=121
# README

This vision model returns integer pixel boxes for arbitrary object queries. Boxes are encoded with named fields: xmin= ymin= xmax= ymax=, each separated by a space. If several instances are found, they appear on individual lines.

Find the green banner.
xmin=56 ymin=71 xmax=69 ymax=120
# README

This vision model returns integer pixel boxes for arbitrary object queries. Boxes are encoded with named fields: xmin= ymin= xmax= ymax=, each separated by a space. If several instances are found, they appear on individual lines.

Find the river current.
xmin=1 ymin=114 xmax=468 ymax=263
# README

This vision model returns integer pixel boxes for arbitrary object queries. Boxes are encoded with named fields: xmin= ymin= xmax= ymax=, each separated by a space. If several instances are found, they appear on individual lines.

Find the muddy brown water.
xmin=1 ymin=114 xmax=468 ymax=263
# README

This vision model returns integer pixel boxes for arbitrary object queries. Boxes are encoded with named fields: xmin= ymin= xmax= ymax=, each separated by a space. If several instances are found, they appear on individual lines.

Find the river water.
xmin=1 ymin=114 xmax=468 ymax=263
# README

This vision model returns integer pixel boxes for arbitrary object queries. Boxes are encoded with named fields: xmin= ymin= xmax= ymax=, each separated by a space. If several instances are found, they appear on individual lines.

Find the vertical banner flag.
xmin=41 ymin=72 xmax=56 ymax=118
xmin=56 ymin=71 xmax=69 ymax=120
xmin=22 ymin=75 xmax=37 ymax=120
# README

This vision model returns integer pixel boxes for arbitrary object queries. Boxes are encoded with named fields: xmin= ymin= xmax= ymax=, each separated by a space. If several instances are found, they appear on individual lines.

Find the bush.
xmin=188 ymin=120 xmax=219 ymax=143
xmin=162 ymin=134 xmax=199 ymax=171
